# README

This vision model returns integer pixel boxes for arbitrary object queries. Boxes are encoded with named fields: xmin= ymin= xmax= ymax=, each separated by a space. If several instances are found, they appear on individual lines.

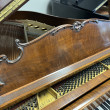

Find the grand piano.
xmin=0 ymin=0 xmax=110 ymax=110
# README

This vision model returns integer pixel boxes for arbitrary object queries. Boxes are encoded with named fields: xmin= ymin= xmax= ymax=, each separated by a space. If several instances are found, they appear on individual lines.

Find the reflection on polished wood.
xmin=0 ymin=0 xmax=110 ymax=109
xmin=3 ymin=48 xmax=110 ymax=110
xmin=1 ymin=19 xmax=110 ymax=94
xmin=0 ymin=19 xmax=110 ymax=109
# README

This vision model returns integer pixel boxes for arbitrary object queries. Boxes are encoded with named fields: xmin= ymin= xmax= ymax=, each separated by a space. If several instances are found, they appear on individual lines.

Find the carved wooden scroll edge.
xmin=0 ymin=39 xmax=24 ymax=64
xmin=0 ymin=19 xmax=109 ymax=64
xmin=19 ymin=18 xmax=108 ymax=47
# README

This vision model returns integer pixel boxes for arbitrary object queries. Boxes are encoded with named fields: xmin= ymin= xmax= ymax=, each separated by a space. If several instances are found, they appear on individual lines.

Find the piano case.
xmin=0 ymin=0 xmax=110 ymax=110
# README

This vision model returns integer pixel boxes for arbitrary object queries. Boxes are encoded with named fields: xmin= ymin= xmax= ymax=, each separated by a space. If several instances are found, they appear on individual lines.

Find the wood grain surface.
xmin=0 ymin=19 xmax=110 ymax=109
xmin=0 ymin=47 xmax=110 ymax=109
xmin=0 ymin=20 xmax=110 ymax=95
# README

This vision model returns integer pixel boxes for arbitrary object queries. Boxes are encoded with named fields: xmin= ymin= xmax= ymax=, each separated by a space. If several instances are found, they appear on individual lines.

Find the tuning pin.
xmin=28 ymin=24 xmax=33 ymax=26
xmin=34 ymin=26 xmax=39 ymax=29
xmin=42 ymin=28 xmax=47 ymax=31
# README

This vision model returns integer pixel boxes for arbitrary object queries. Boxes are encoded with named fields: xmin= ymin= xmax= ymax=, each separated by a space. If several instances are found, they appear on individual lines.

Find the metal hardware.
xmin=0 ymin=39 xmax=24 ymax=64
xmin=73 ymin=19 xmax=99 ymax=32
xmin=51 ymin=19 xmax=99 ymax=35
xmin=73 ymin=21 xmax=83 ymax=32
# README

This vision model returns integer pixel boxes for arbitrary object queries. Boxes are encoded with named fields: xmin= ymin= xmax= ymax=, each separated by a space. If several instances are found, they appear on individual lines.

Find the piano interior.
xmin=0 ymin=0 xmax=110 ymax=110
xmin=0 ymin=20 xmax=54 ymax=60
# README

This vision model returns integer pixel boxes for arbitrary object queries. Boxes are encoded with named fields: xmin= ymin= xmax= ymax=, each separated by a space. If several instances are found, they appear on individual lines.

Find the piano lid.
xmin=60 ymin=0 xmax=107 ymax=12
xmin=0 ymin=0 xmax=29 ymax=23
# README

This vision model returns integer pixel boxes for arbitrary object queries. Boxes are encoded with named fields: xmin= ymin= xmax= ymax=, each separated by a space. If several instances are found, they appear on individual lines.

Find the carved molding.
xmin=52 ymin=19 xmax=99 ymax=35
xmin=0 ymin=19 xmax=105 ymax=64
xmin=73 ymin=19 xmax=99 ymax=32
xmin=0 ymin=39 xmax=24 ymax=64
xmin=19 ymin=19 xmax=106 ymax=47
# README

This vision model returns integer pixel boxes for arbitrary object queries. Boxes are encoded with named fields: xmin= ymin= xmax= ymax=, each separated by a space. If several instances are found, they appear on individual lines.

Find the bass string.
xmin=0 ymin=24 xmax=20 ymax=60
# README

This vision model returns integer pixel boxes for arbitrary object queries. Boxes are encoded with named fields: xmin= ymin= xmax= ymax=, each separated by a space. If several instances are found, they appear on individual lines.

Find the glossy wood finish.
xmin=1 ymin=20 xmax=110 ymax=94
xmin=64 ymin=80 xmax=110 ymax=110
xmin=0 ymin=47 xmax=110 ymax=109
xmin=0 ymin=20 xmax=110 ymax=109
xmin=1 ymin=1 xmax=110 ymax=110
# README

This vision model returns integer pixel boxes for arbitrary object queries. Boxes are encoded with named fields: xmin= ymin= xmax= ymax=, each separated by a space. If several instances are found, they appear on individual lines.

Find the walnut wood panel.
xmin=43 ymin=71 xmax=110 ymax=110
xmin=0 ymin=47 xmax=110 ymax=109
xmin=8 ymin=11 xmax=83 ymax=26
xmin=64 ymin=80 xmax=110 ymax=110
xmin=0 ymin=20 xmax=110 ymax=94
xmin=1 ymin=20 xmax=110 ymax=108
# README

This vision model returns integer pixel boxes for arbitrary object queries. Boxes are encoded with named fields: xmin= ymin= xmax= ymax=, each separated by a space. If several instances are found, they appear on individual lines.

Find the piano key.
xmin=95 ymin=108 xmax=99 ymax=110
xmin=103 ymin=101 xmax=110 ymax=109
xmin=96 ymin=98 xmax=110 ymax=110
xmin=107 ymin=98 xmax=110 ymax=102
xmin=97 ymin=106 xmax=105 ymax=110
xmin=101 ymin=104 xmax=109 ymax=110
xmin=106 ymin=100 xmax=110 ymax=105
xmin=106 ymin=99 xmax=110 ymax=104
xmin=86 ymin=93 xmax=110 ymax=110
